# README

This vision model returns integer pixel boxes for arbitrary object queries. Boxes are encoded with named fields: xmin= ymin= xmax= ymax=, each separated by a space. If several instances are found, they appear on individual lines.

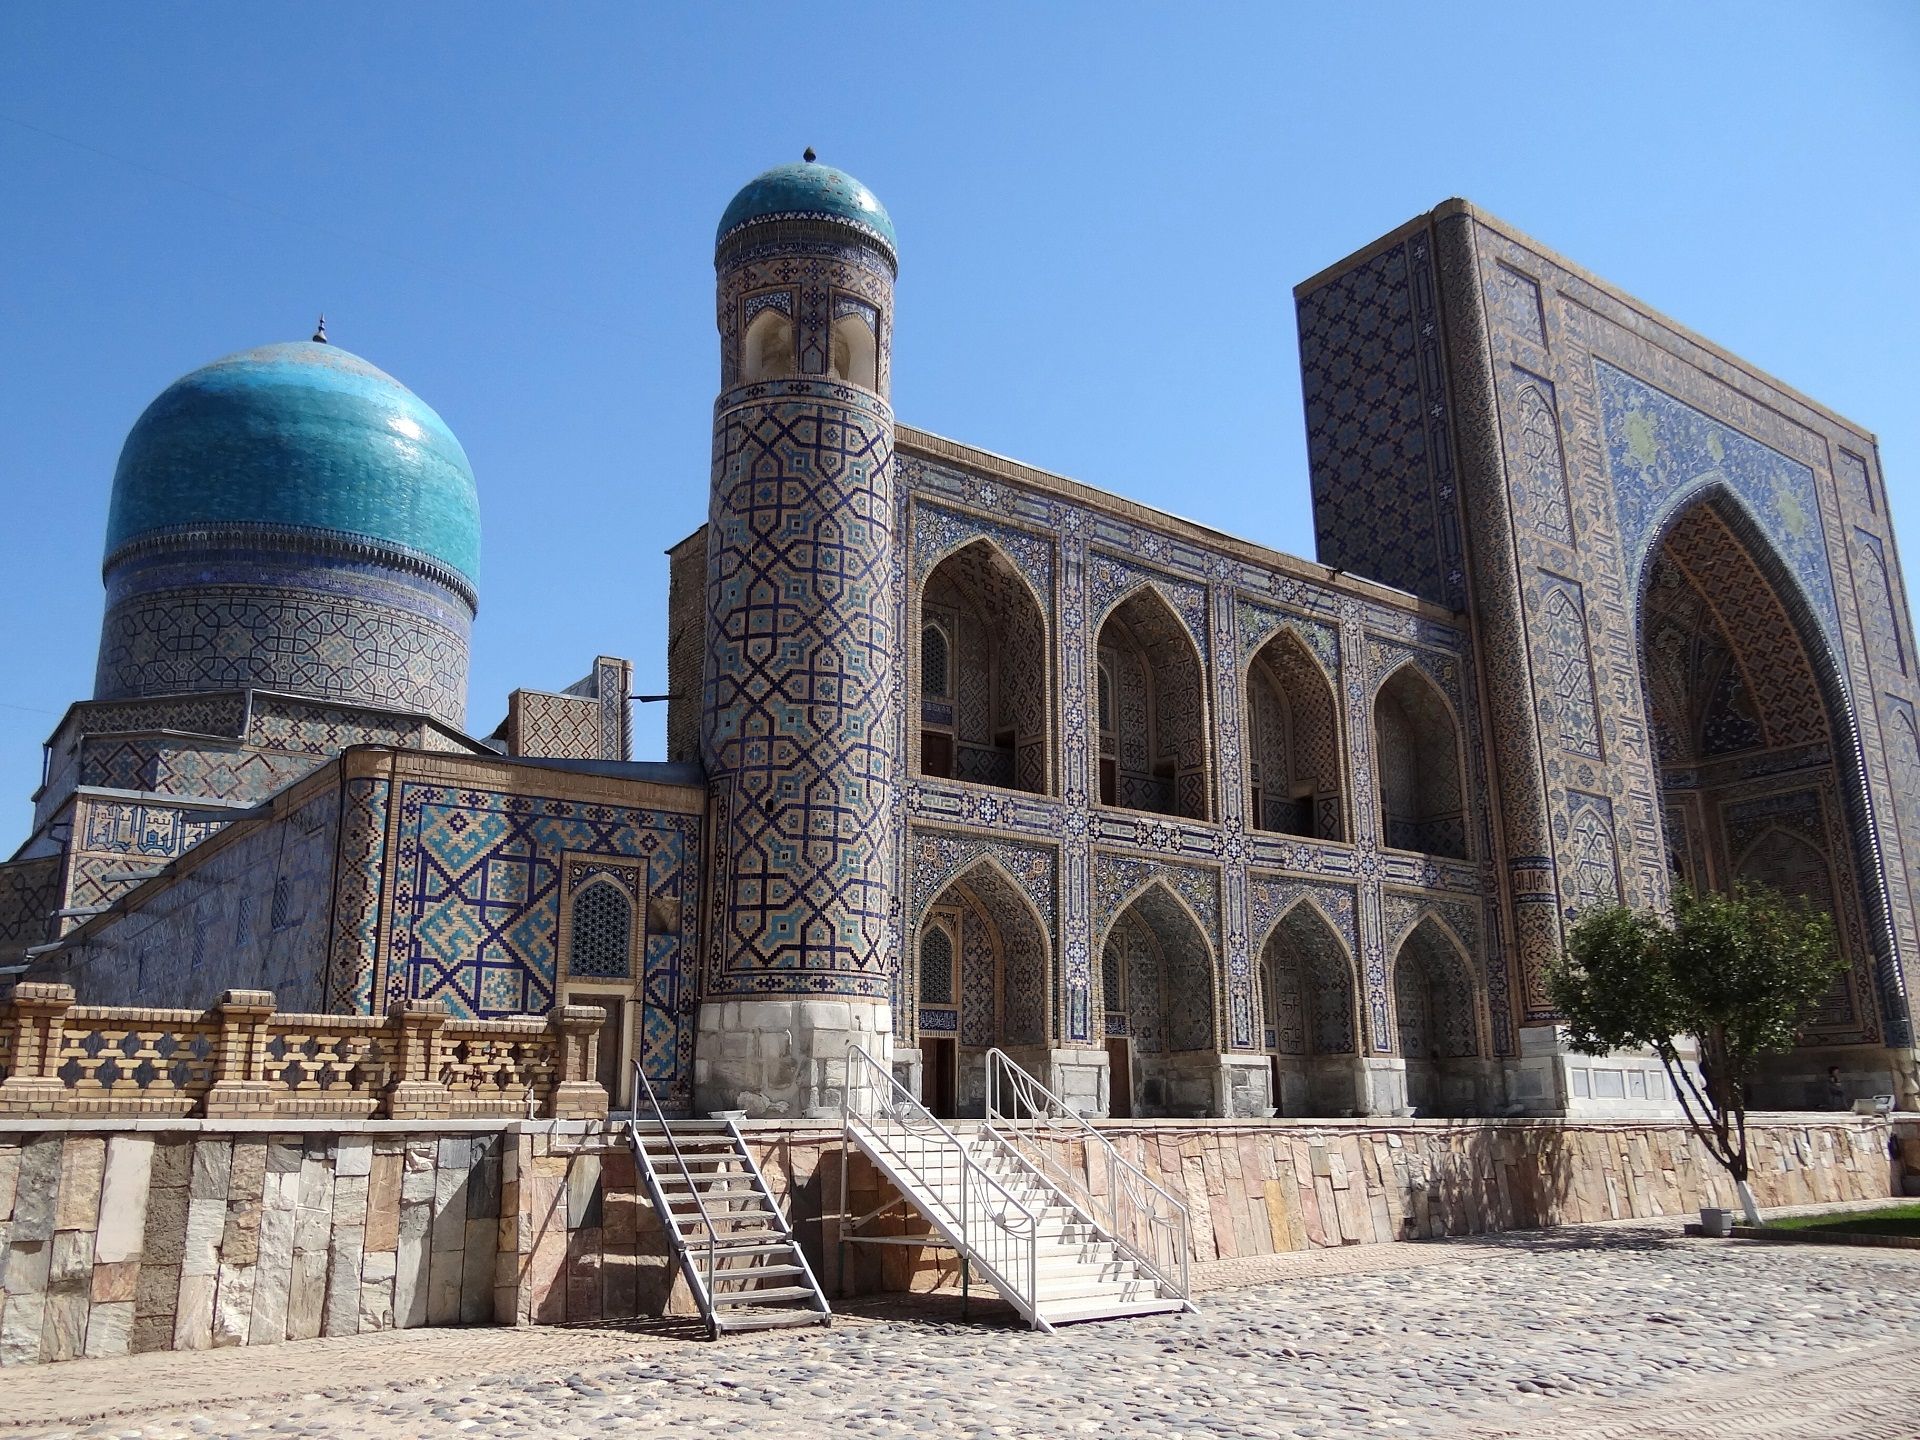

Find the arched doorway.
xmin=1392 ymin=917 xmax=1482 ymax=1116
xmin=911 ymin=861 xmax=1049 ymax=1116
xmin=1374 ymin=664 xmax=1467 ymax=858
xmin=1246 ymin=631 xmax=1344 ymax=840
xmin=1100 ymin=882 xmax=1219 ymax=1115
xmin=1638 ymin=494 xmax=1878 ymax=1104
xmin=1259 ymin=903 xmax=1359 ymax=1115
xmin=918 ymin=539 xmax=1049 ymax=794
xmin=1095 ymin=589 xmax=1210 ymax=820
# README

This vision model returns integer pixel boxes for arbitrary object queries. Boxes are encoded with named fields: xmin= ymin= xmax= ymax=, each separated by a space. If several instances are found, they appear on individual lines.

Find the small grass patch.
xmin=1762 ymin=1203 xmax=1920 ymax=1237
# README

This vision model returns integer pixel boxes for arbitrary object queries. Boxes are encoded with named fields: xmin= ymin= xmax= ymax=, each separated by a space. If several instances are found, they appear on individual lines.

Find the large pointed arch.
xmin=1257 ymin=899 xmax=1361 ymax=1117
xmin=1099 ymin=878 xmax=1222 ymax=1116
xmin=916 ymin=537 xmax=1051 ymax=795
xmin=1390 ymin=914 xmax=1483 ymax=1116
xmin=1635 ymin=486 xmax=1894 ymax=1100
xmin=909 ymin=855 xmax=1052 ymax=1118
xmin=1373 ymin=661 xmax=1468 ymax=859
xmin=1245 ymin=628 xmax=1344 ymax=841
xmin=1094 ymin=585 xmax=1211 ymax=820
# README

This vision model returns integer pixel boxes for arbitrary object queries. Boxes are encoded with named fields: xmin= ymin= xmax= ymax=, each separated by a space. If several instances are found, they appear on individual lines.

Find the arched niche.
xmin=1258 ymin=902 xmax=1358 ymax=1116
xmin=1095 ymin=588 xmax=1209 ymax=820
xmin=1246 ymin=630 xmax=1343 ymax=841
xmin=829 ymin=308 xmax=878 ymax=390
xmin=1638 ymin=492 xmax=1880 ymax=1101
xmin=1374 ymin=664 xmax=1467 ymax=859
xmin=741 ymin=307 xmax=796 ymax=384
xmin=1391 ymin=916 xmax=1482 ymax=1116
xmin=1100 ymin=882 xmax=1219 ymax=1116
xmin=917 ymin=539 xmax=1049 ymax=794
xmin=909 ymin=861 xmax=1050 ymax=1117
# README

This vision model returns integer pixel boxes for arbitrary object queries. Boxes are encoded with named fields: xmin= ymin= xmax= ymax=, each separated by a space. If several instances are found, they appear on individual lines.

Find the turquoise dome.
xmin=106 ymin=341 xmax=480 ymax=586
xmin=716 ymin=160 xmax=895 ymax=257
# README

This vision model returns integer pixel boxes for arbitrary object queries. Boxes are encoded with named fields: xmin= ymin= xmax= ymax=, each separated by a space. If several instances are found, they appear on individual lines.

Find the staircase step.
xmin=710 ymin=1285 xmax=821 ymax=1307
xmin=708 ymin=1264 xmax=808 ymax=1284
xmin=707 ymin=1239 xmax=798 ymax=1257
xmin=715 ymin=1307 xmax=831 ymax=1334
xmin=680 ymin=1228 xmax=787 ymax=1245
xmin=632 ymin=1118 xmax=734 ymax=1131
xmin=1036 ymin=1276 xmax=1154 ymax=1304
xmin=1037 ymin=1296 xmax=1186 ymax=1325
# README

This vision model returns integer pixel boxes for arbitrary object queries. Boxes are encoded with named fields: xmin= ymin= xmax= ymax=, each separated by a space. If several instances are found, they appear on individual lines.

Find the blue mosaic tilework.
xmin=1298 ymin=229 xmax=1465 ymax=608
xmin=386 ymin=779 xmax=697 ymax=1035
xmin=1596 ymin=361 xmax=1839 ymax=655
xmin=107 ymin=341 xmax=480 ymax=584
xmin=703 ymin=383 xmax=897 ymax=996
xmin=96 ymin=550 xmax=472 ymax=729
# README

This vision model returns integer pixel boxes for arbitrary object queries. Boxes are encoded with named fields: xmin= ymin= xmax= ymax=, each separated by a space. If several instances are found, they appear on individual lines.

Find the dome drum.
xmin=94 ymin=542 xmax=473 ymax=729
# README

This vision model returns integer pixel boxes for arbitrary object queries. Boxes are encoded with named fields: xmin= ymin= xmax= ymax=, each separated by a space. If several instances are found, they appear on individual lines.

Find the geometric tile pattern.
xmin=704 ymin=381 xmax=897 ymax=995
xmin=1298 ymin=227 xmax=1466 ymax=609
xmin=95 ymin=563 xmax=471 ymax=729
xmin=384 ymin=780 xmax=699 ymax=1105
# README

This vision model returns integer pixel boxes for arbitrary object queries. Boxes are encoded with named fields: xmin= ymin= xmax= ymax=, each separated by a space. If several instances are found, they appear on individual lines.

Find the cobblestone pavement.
xmin=3 ymin=1226 xmax=1917 ymax=1440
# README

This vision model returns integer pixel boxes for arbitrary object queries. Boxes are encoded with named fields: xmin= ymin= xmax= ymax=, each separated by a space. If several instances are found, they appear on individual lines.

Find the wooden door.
xmin=923 ymin=1037 xmax=957 ymax=1118
xmin=1105 ymin=1037 xmax=1133 ymax=1119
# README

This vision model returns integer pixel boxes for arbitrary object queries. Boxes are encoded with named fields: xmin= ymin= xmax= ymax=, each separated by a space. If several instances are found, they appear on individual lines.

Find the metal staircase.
xmin=626 ymin=1063 xmax=831 ymax=1338
xmin=841 ymin=1046 xmax=1192 ymax=1332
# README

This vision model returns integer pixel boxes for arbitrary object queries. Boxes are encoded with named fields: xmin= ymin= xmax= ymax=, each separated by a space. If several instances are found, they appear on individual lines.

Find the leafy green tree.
xmin=1549 ymin=883 xmax=1841 ymax=1225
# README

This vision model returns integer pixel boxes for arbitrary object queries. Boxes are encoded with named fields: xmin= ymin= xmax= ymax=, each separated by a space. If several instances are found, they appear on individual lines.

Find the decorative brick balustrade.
xmin=0 ymin=985 xmax=608 ymax=1121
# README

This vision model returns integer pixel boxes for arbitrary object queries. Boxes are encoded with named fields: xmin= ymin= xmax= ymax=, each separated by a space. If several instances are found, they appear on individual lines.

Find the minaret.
xmin=698 ymin=155 xmax=899 ymax=1114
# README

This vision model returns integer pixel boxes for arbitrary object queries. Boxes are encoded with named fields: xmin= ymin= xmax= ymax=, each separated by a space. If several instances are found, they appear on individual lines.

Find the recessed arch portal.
xmin=1637 ymin=492 xmax=1880 ymax=1100
xmin=917 ymin=538 xmax=1049 ymax=794
xmin=1100 ymin=881 xmax=1220 ymax=1116
xmin=910 ymin=860 xmax=1050 ymax=1117
xmin=1095 ymin=587 xmax=1210 ymax=820
xmin=1259 ymin=901 xmax=1359 ymax=1116
xmin=1246 ymin=630 xmax=1343 ymax=841
xmin=1391 ymin=916 xmax=1481 ymax=1116
xmin=1373 ymin=664 xmax=1467 ymax=858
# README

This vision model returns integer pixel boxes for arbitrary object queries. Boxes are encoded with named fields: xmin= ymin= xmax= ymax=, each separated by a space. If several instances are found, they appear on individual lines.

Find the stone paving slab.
xmin=1 ymin=1221 xmax=1915 ymax=1439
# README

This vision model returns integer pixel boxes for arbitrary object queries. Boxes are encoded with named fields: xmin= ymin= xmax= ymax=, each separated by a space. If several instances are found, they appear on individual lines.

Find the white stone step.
xmin=1036 ymin=1296 xmax=1186 ymax=1326
xmin=1034 ymin=1272 xmax=1156 ymax=1302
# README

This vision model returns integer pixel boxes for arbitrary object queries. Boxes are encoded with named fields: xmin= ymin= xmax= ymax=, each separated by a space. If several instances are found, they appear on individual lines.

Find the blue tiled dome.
xmin=716 ymin=160 xmax=895 ymax=258
xmin=105 ymin=341 xmax=480 ymax=586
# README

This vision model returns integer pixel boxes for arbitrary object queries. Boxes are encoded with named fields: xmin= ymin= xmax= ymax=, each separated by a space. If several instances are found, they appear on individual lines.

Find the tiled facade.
xmin=7 ymin=175 xmax=1916 ymax=1125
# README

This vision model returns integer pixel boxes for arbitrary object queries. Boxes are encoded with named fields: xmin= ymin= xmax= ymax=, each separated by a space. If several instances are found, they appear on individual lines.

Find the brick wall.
xmin=665 ymin=528 xmax=707 ymax=767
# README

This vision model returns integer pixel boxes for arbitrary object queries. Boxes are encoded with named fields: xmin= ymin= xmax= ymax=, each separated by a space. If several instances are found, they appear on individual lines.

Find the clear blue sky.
xmin=2 ymin=4 xmax=1917 ymax=833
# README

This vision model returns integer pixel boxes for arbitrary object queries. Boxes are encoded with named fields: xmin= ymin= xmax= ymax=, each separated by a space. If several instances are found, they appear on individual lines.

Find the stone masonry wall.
xmin=0 ymin=1115 xmax=1900 ymax=1365
xmin=519 ymin=1115 xmax=1899 ymax=1306
xmin=0 ymin=1126 xmax=508 ymax=1366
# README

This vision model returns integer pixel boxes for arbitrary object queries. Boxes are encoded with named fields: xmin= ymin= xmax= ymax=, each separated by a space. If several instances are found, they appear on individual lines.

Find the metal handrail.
xmin=984 ymin=1048 xmax=1193 ymax=1305
xmin=843 ymin=1045 xmax=1043 ymax=1324
xmin=629 ymin=1059 xmax=723 ymax=1331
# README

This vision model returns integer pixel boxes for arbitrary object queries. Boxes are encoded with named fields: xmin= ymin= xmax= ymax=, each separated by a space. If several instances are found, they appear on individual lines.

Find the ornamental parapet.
xmin=0 ymin=983 xmax=607 ymax=1121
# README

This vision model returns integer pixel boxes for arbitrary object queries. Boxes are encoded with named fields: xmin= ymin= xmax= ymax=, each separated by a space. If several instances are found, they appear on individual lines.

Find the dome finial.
xmin=802 ymin=147 xmax=816 ymax=164
xmin=312 ymin=315 xmax=328 ymax=344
